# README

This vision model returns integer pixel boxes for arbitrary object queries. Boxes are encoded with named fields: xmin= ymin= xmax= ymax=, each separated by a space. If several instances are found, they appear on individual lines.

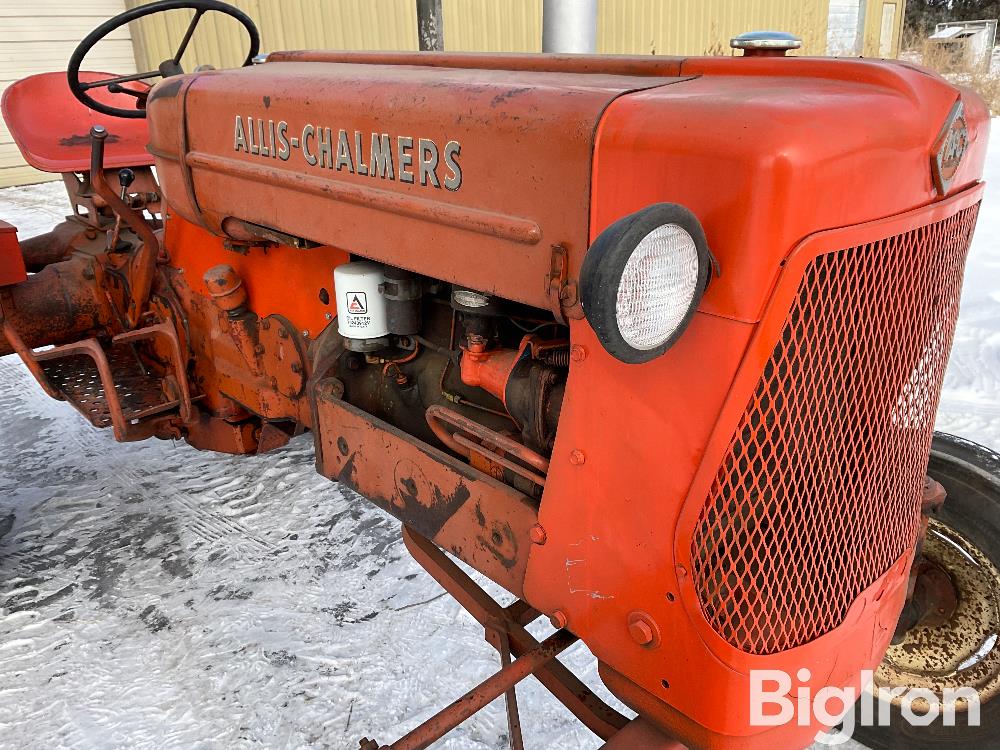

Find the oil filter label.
xmin=346 ymin=293 xmax=368 ymax=315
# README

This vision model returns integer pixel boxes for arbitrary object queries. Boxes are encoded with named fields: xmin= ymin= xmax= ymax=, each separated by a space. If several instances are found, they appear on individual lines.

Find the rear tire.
xmin=852 ymin=432 xmax=1000 ymax=750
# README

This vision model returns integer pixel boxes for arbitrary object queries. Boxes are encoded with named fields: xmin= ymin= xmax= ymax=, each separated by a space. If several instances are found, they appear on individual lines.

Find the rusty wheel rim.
xmin=874 ymin=518 xmax=1000 ymax=712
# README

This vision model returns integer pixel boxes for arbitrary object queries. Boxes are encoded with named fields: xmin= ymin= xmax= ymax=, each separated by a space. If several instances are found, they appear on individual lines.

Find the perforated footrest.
xmin=20 ymin=322 xmax=193 ymax=441
xmin=40 ymin=343 xmax=176 ymax=429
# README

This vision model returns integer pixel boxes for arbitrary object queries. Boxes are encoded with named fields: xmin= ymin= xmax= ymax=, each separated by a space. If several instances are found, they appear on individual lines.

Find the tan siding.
xmin=861 ymin=0 xmax=906 ymax=58
xmin=0 ymin=164 xmax=56 ymax=188
xmin=598 ymin=0 xmax=829 ymax=56
xmin=126 ymin=0 xmax=418 ymax=72
xmin=0 ymin=0 xmax=134 ymax=188
xmin=126 ymin=1 xmax=905 ymax=68
xmin=443 ymin=0 xmax=541 ymax=52
xmin=0 ymin=1 xmax=125 ymax=16
xmin=128 ymin=0 xmax=833 ymax=61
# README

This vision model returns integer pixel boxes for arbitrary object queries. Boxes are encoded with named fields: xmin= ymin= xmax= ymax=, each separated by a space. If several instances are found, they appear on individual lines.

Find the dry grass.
xmin=963 ymin=70 xmax=1000 ymax=113
xmin=901 ymin=28 xmax=1000 ymax=113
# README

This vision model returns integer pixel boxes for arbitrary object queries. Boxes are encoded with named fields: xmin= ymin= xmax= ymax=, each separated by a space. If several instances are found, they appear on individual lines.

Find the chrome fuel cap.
xmin=731 ymin=30 xmax=802 ymax=56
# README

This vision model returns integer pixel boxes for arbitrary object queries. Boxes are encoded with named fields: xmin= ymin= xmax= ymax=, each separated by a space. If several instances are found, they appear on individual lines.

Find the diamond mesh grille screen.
xmin=690 ymin=204 xmax=980 ymax=655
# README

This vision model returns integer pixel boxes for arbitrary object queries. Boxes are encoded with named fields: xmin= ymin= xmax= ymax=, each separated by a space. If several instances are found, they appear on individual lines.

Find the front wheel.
xmin=852 ymin=432 xmax=1000 ymax=749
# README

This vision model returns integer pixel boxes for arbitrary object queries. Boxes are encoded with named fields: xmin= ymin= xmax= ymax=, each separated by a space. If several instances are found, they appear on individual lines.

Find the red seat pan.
xmin=1 ymin=71 xmax=153 ymax=174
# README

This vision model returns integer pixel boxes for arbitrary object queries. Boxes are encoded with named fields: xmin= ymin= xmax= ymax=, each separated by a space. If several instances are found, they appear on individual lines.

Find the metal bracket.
xmin=545 ymin=244 xmax=582 ymax=323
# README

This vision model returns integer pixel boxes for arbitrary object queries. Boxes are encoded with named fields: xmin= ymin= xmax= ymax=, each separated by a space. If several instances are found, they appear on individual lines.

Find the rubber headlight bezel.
xmin=580 ymin=203 xmax=712 ymax=365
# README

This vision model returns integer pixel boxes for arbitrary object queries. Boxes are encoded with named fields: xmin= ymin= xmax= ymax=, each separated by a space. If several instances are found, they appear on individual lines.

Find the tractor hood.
xmin=146 ymin=52 xmax=988 ymax=319
xmin=146 ymin=54 xmax=690 ymax=314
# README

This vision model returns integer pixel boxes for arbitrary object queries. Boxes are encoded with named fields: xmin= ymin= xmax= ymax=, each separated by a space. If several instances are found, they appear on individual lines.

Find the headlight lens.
xmin=616 ymin=223 xmax=701 ymax=350
xmin=581 ymin=203 xmax=712 ymax=364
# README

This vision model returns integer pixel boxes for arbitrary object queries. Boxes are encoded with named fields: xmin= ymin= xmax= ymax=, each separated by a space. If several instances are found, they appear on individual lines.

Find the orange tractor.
xmin=1 ymin=2 xmax=998 ymax=748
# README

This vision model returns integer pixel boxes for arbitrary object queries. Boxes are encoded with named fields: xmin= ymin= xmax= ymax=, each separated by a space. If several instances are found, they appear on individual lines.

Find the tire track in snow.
xmin=0 ymin=356 xmax=275 ymax=554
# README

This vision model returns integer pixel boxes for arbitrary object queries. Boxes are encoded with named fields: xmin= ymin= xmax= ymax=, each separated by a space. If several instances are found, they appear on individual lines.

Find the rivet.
xmin=569 ymin=449 xmax=586 ymax=466
xmin=570 ymin=344 xmax=587 ymax=362
xmin=529 ymin=524 xmax=547 ymax=545
xmin=549 ymin=610 xmax=568 ymax=629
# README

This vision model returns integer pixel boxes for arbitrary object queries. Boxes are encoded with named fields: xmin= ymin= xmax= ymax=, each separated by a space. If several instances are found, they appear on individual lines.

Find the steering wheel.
xmin=67 ymin=0 xmax=260 ymax=119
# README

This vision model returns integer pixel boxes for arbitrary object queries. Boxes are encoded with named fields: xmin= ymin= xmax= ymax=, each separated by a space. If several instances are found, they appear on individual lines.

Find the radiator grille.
xmin=690 ymin=204 xmax=979 ymax=655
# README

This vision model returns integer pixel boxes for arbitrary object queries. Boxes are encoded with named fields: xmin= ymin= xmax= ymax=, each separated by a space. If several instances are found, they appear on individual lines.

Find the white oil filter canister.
xmin=334 ymin=262 xmax=389 ymax=346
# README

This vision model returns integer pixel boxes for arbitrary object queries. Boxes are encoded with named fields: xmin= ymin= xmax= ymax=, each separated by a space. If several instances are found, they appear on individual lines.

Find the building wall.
xmin=127 ymin=0 xmax=838 ymax=70
xmin=125 ymin=0 xmax=419 ymax=72
xmin=443 ymin=0 xmax=541 ymax=52
xmin=0 ymin=0 xmax=136 ymax=188
xmin=862 ymin=0 xmax=906 ymax=58
xmin=828 ymin=0 xmax=863 ymax=55
xmin=598 ymin=0 xmax=829 ymax=56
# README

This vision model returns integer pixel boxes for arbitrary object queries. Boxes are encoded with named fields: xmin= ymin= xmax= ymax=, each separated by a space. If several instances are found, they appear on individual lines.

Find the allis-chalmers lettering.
xmin=232 ymin=115 xmax=463 ymax=190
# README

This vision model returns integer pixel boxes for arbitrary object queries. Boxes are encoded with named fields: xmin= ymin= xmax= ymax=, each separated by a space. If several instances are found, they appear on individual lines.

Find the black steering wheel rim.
xmin=67 ymin=0 xmax=260 ymax=119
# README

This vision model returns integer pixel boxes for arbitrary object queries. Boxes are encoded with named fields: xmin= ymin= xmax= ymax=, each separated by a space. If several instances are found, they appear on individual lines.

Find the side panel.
xmin=148 ymin=61 xmax=688 ymax=312
xmin=315 ymin=390 xmax=539 ymax=597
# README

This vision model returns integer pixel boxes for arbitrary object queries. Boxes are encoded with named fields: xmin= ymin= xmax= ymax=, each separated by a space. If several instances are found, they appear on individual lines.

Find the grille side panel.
xmin=690 ymin=204 xmax=980 ymax=656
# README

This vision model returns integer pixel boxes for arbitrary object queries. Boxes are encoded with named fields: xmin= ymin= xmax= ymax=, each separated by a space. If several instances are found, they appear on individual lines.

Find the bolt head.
xmin=549 ymin=610 xmax=568 ymax=629
xmin=569 ymin=449 xmax=586 ymax=466
xmin=627 ymin=611 xmax=660 ymax=648
xmin=529 ymin=524 xmax=547 ymax=545
xmin=570 ymin=345 xmax=586 ymax=362
xmin=629 ymin=619 xmax=654 ymax=646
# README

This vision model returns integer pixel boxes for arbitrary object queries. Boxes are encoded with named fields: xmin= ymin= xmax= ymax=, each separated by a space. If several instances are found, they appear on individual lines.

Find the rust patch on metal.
xmin=315 ymin=387 xmax=538 ymax=596
xmin=59 ymin=133 xmax=120 ymax=147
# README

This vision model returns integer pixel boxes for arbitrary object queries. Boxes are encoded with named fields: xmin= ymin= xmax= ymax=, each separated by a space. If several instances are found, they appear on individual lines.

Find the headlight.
xmin=580 ymin=203 xmax=712 ymax=364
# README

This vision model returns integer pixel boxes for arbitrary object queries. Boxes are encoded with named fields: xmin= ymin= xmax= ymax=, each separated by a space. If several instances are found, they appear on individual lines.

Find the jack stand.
xmin=358 ymin=526 xmax=636 ymax=749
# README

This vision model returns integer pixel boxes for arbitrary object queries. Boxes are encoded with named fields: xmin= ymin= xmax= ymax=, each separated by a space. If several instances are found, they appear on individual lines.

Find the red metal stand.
xmin=358 ymin=526 xmax=684 ymax=749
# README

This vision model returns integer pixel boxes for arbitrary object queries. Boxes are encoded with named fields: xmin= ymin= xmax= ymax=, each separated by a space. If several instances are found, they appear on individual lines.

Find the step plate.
xmin=40 ymin=345 xmax=171 ymax=428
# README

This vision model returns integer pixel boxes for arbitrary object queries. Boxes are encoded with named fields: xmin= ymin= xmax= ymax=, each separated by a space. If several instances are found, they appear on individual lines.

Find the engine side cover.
xmin=146 ymin=58 xmax=689 ymax=312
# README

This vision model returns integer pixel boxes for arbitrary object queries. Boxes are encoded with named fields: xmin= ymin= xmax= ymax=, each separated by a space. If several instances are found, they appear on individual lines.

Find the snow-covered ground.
xmin=1 ymin=124 xmax=999 ymax=750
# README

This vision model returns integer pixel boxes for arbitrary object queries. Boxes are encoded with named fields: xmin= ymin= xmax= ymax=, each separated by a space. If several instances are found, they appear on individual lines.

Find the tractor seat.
xmin=1 ymin=72 xmax=153 ymax=174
